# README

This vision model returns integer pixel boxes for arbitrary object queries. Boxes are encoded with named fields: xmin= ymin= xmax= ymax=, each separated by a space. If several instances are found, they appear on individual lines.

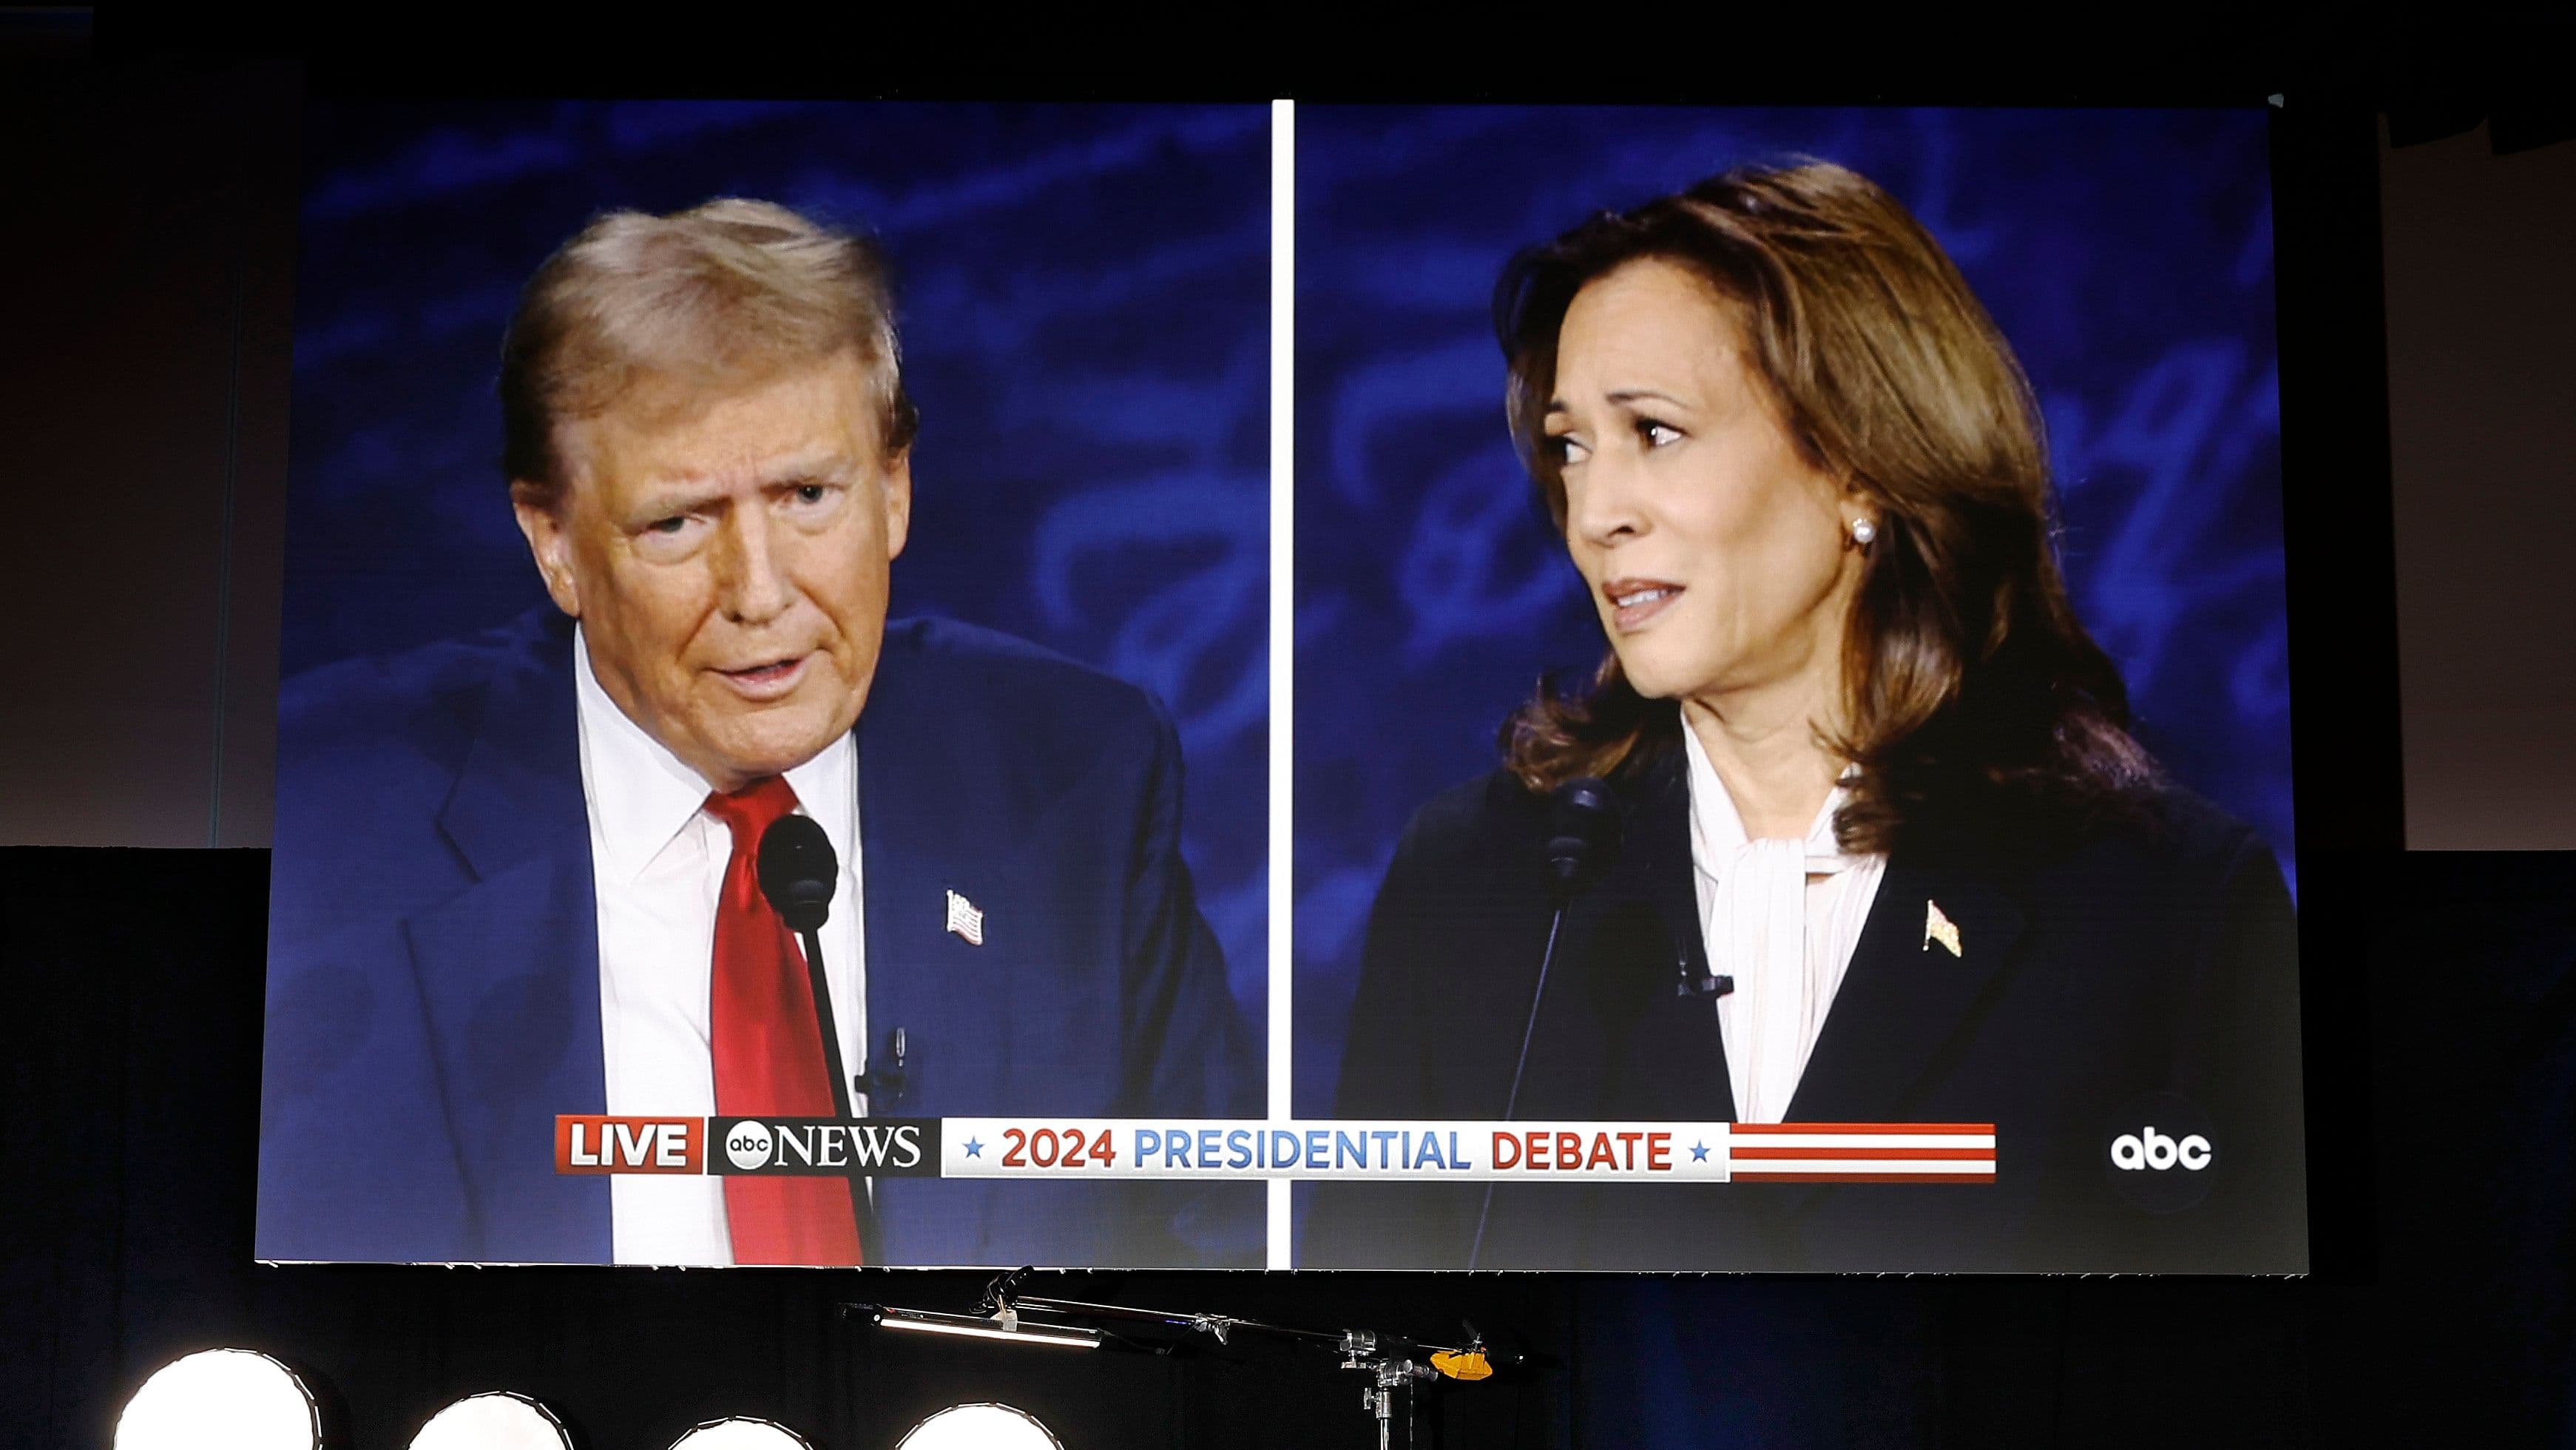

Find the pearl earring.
xmin=1849 ymin=517 xmax=1878 ymax=548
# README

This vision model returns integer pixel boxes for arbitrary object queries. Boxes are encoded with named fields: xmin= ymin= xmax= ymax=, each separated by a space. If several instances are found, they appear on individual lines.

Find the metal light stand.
xmin=1337 ymin=1331 xmax=1439 ymax=1450
xmin=851 ymin=1269 xmax=1492 ymax=1449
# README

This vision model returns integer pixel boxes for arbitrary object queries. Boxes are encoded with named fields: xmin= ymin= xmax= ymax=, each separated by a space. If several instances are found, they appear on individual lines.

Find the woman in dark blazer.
xmin=1307 ymin=163 xmax=2305 ymax=1273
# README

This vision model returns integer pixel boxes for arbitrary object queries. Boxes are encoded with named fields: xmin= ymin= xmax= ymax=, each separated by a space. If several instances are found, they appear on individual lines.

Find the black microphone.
xmin=755 ymin=815 xmax=856 ymax=1123
xmin=757 ymin=814 xmax=837 ymax=933
xmin=1471 ymin=777 xmax=1621 ymax=1269
xmin=1543 ymin=776 xmax=1620 ymax=900
xmin=755 ymin=813 xmax=880 ymax=1248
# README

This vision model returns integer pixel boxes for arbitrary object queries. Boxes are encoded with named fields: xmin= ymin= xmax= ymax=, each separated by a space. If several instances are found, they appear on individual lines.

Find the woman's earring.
xmin=1848 ymin=516 xmax=1878 ymax=550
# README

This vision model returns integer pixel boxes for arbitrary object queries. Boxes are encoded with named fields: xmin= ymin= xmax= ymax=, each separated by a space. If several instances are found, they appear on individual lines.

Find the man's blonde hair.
xmin=499 ymin=198 xmax=917 ymax=507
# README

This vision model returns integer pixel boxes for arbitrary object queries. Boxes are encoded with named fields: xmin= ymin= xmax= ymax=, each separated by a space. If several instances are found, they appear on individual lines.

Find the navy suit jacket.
xmin=257 ymin=606 xmax=1260 ymax=1267
xmin=1307 ymin=743 xmax=2308 ymax=1272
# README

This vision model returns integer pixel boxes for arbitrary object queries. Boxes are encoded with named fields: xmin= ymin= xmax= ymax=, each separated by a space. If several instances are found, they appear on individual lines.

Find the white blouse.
xmin=1681 ymin=726 xmax=1887 ymax=1124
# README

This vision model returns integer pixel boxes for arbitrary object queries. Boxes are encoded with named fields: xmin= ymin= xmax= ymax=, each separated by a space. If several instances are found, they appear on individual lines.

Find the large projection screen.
xmin=259 ymin=101 xmax=2304 ymax=1272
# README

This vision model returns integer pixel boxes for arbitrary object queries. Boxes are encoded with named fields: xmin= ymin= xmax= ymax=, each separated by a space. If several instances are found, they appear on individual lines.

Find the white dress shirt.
xmin=573 ymin=627 xmax=867 ymax=1266
xmin=1682 ymin=726 xmax=1887 ymax=1124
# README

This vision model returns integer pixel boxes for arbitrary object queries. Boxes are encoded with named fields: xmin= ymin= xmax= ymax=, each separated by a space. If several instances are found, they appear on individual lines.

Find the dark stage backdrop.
xmin=7 ymin=846 xmax=2571 ymax=1448
xmin=281 ymin=101 xmax=1273 ymax=1022
xmin=1291 ymin=107 xmax=2293 ymax=1118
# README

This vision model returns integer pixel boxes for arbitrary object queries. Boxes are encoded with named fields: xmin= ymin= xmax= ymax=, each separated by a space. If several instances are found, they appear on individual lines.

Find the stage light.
xmin=893 ymin=1403 xmax=1064 ymax=1450
xmin=115 ymin=1349 xmax=320 ymax=1450
xmin=666 ymin=1417 xmax=814 ymax=1449
xmin=409 ymin=1392 xmax=572 ymax=1450
xmin=865 ymin=1306 xmax=1103 ymax=1350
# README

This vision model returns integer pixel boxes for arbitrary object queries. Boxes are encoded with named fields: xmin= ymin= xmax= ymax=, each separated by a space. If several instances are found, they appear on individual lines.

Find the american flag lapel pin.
xmin=944 ymin=888 xmax=985 ymax=946
xmin=1924 ymin=899 xmax=1963 ymax=957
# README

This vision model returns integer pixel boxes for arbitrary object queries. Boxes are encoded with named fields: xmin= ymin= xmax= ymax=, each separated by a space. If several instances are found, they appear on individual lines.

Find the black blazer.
xmin=1305 ymin=745 xmax=2306 ymax=1272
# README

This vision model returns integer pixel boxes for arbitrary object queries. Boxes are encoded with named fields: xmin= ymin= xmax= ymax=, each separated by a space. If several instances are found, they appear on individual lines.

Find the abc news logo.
xmin=2109 ymin=1125 xmax=2212 ymax=1173
xmin=2103 ymin=1093 xmax=2219 ymax=1213
xmin=555 ymin=1116 xmax=941 ymax=1177
xmin=715 ymin=1118 xmax=939 ymax=1178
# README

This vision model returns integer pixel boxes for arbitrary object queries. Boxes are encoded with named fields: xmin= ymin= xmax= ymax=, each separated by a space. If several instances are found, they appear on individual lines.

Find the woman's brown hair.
xmin=1495 ymin=161 xmax=2156 ymax=854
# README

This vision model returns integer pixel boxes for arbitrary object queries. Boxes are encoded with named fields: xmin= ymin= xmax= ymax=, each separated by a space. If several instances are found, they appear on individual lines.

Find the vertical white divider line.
xmin=1265 ymin=98 xmax=1296 ymax=1271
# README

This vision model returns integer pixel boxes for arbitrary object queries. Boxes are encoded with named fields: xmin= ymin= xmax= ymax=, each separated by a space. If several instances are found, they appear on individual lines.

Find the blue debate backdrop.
xmin=281 ymin=102 xmax=1271 ymax=1025
xmin=1292 ymin=107 xmax=2292 ymax=1118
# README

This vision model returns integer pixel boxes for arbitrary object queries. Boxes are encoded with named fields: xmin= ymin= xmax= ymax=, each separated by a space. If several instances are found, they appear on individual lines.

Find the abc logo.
xmin=2110 ymin=1125 xmax=2212 ymax=1173
xmin=2103 ymin=1092 xmax=2218 ymax=1213
xmin=726 ymin=1120 xmax=775 ymax=1172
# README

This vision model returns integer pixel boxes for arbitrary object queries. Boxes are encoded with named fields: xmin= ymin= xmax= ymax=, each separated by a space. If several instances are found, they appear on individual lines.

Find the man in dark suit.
xmin=257 ymin=198 xmax=1257 ymax=1267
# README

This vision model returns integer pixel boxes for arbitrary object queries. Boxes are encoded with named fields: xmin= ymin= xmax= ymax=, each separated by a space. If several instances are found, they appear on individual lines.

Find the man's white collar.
xmin=572 ymin=622 xmax=855 ymax=883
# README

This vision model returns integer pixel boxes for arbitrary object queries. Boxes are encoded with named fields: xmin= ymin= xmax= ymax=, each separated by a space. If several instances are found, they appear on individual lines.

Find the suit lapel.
xmin=1771 ymin=854 xmax=2026 ymax=1223
xmin=1618 ymin=746 xmax=1738 ymax=1123
xmin=855 ymin=644 xmax=945 ymax=1116
xmin=1783 ymin=859 xmax=2025 ymax=1124
xmin=855 ymin=626 xmax=1026 ymax=1263
xmin=412 ymin=610 xmax=609 ymax=1262
xmin=1509 ymin=746 xmax=1736 ymax=1266
xmin=1519 ymin=747 xmax=1737 ymax=1124
xmin=1629 ymin=749 xmax=1718 ymax=997
xmin=854 ymin=627 xmax=991 ymax=1116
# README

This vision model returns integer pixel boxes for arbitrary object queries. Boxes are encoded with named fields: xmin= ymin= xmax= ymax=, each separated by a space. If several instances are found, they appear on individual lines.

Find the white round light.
xmin=115 ymin=1349 xmax=320 ymax=1450
xmin=410 ymin=1392 xmax=572 ymax=1450
xmin=668 ymin=1417 xmax=814 ymax=1450
xmin=894 ymin=1403 xmax=1064 ymax=1450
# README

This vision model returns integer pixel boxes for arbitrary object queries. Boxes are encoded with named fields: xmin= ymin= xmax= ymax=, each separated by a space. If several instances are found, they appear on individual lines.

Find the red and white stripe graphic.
xmin=1726 ymin=1122 xmax=1995 ymax=1183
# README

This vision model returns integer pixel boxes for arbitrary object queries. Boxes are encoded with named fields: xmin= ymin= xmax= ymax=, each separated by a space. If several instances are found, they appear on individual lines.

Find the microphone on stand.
xmin=756 ymin=814 xmax=855 ymax=1119
xmin=1469 ymin=777 xmax=1620 ymax=1270
xmin=757 ymin=812 xmax=878 ymax=1249
xmin=1542 ymin=777 xmax=1620 ymax=902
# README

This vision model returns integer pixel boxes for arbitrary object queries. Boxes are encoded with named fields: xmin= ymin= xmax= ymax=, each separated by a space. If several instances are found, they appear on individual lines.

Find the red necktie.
xmin=703 ymin=778 xmax=864 ymax=1266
